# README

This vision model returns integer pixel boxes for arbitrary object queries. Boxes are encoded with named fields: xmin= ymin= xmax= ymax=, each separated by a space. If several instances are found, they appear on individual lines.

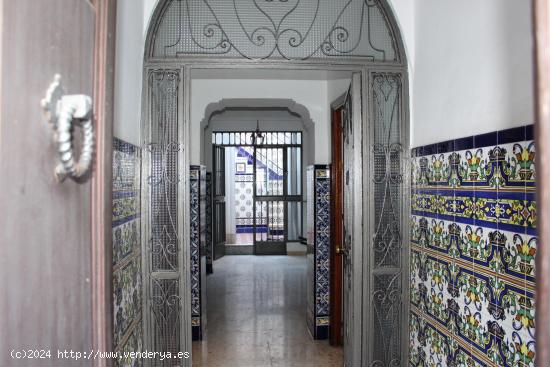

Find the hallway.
xmin=192 ymin=256 xmax=343 ymax=367
xmin=2 ymin=2 xmax=545 ymax=367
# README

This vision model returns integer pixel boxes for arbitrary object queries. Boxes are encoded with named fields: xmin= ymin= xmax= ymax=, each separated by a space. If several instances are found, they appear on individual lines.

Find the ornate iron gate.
xmin=143 ymin=1 xmax=409 ymax=365
xmin=365 ymin=71 xmax=409 ymax=365
xmin=212 ymin=132 xmax=303 ymax=255
xmin=142 ymin=69 xmax=187 ymax=367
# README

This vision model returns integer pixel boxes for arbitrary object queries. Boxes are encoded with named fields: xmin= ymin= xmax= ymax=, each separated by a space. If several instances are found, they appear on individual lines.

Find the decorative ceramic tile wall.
xmin=235 ymin=147 xmax=254 ymax=233
xmin=112 ymin=138 xmax=142 ymax=367
xmin=234 ymin=147 xmax=283 ymax=233
xmin=205 ymin=172 xmax=213 ymax=274
xmin=306 ymin=165 xmax=331 ymax=339
xmin=235 ymin=173 xmax=254 ymax=233
xmin=409 ymin=126 xmax=537 ymax=367
xmin=190 ymin=166 xmax=207 ymax=340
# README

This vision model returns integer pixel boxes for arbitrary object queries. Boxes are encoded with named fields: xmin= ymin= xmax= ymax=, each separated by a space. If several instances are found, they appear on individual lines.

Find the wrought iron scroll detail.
xmin=145 ymin=69 xmax=183 ymax=366
xmin=372 ymin=73 xmax=402 ymax=269
xmin=370 ymin=72 xmax=404 ymax=367
xmin=147 ymin=70 xmax=182 ymax=273
xmin=150 ymin=278 xmax=182 ymax=366
xmin=150 ymin=0 xmax=398 ymax=61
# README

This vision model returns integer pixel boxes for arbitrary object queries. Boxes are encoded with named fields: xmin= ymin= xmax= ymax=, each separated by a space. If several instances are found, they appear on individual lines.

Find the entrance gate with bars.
xmin=142 ymin=1 xmax=409 ymax=365
xmin=212 ymin=131 xmax=303 ymax=255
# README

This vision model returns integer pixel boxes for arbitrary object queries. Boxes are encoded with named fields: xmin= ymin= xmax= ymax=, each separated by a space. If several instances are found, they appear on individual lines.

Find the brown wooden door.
xmin=0 ymin=2 xmax=97 ymax=366
xmin=330 ymin=102 xmax=345 ymax=346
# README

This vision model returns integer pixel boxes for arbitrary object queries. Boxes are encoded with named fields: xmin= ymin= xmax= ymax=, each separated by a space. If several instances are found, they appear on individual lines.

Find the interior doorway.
xmin=212 ymin=131 xmax=303 ymax=256
xmin=329 ymin=93 xmax=346 ymax=346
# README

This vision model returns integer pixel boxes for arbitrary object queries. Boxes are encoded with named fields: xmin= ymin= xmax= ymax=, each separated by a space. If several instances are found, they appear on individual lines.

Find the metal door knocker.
xmin=41 ymin=74 xmax=94 ymax=182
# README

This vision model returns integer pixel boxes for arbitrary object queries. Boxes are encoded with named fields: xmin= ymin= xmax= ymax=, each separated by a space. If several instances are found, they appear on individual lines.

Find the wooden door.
xmin=0 ymin=1 xmax=98 ymax=366
xmin=330 ymin=101 xmax=345 ymax=346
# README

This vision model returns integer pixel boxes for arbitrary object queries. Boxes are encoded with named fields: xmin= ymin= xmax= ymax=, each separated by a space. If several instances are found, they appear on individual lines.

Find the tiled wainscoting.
xmin=190 ymin=166 xmax=207 ymax=340
xmin=409 ymin=126 xmax=537 ymax=367
xmin=306 ymin=165 xmax=331 ymax=339
xmin=112 ymin=138 xmax=143 ymax=366
xmin=205 ymin=172 xmax=213 ymax=274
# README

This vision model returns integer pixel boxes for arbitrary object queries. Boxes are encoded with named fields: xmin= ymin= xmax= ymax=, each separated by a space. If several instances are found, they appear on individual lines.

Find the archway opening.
xmin=139 ymin=1 xmax=409 ymax=366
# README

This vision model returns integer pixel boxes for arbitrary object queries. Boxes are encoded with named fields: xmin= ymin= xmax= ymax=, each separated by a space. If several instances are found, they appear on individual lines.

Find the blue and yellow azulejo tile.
xmin=410 ymin=125 xmax=537 ymax=367
xmin=112 ymin=138 xmax=143 ymax=357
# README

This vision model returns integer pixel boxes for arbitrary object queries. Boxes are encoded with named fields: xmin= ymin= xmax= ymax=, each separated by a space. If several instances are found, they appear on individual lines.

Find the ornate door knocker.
xmin=41 ymin=74 xmax=94 ymax=182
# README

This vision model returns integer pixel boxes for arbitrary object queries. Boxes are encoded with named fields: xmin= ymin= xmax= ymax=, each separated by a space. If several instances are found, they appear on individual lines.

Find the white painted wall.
xmin=113 ymin=0 xmax=145 ymax=145
xmin=412 ymin=0 xmax=534 ymax=147
xmin=387 ymin=0 xmax=415 ymax=70
xmin=191 ymin=78 xmax=330 ymax=164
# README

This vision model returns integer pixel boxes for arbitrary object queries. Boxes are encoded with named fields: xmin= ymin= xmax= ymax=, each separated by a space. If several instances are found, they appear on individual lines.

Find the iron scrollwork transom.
xmin=150 ymin=0 xmax=399 ymax=61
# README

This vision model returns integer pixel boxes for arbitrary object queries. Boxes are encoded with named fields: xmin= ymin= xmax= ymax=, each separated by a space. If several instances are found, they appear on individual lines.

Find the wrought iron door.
xmin=254 ymin=147 xmax=287 ymax=255
xmin=211 ymin=132 xmax=302 ymax=255
xmin=254 ymin=139 xmax=303 ymax=255
xmin=212 ymin=145 xmax=226 ymax=259
xmin=342 ymin=73 xmax=362 ymax=367
xmin=366 ymin=71 xmax=408 ymax=366
xmin=142 ymin=69 xmax=186 ymax=367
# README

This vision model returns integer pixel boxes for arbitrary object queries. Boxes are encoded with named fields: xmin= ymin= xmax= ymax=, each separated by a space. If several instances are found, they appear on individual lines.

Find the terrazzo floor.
xmin=192 ymin=255 xmax=343 ymax=367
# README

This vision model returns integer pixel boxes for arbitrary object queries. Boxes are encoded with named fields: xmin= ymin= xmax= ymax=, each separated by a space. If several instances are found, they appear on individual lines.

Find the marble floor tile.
xmin=192 ymin=255 xmax=343 ymax=366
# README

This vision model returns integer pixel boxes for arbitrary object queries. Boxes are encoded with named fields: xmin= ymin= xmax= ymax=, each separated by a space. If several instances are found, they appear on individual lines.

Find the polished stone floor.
xmin=192 ymin=255 xmax=343 ymax=367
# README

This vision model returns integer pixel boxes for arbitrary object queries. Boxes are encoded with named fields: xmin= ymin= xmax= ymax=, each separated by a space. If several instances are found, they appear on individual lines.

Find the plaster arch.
xmin=199 ymin=98 xmax=315 ymax=169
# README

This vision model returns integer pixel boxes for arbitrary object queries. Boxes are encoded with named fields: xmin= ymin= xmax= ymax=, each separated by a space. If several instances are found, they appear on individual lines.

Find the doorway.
xmin=212 ymin=131 xmax=303 ymax=256
xmin=329 ymin=92 xmax=347 ymax=346
xmin=142 ymin=1 xmax=410 ymax=365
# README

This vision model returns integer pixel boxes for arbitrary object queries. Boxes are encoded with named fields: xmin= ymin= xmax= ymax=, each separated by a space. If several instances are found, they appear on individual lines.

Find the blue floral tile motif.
xmin=190 ymin=169 xmax=200 ymax=336
xmin=409 ymin=125 xmax=537 ymax=367
xmin=113 ymin=220 xmax=139 ymax=265
xmin=306 ymin=165 xmax=331 ymax=340
xmin=113 ymin=257 xmax=142 ymax=347
xmin=112 ymin=138 xmax=142 ymax=358
xmin=190 ymin=166 xmax=207 ymax=340
xmin=205 ymin=172 xmax=213 ymax=273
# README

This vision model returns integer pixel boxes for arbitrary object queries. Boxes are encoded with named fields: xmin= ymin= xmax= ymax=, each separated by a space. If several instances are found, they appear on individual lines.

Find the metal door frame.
xmin=253 ymin=143 xmax=303 ymax=255
xmin=141 ymin=2 xmax=409 ymax=366
xmin=211 ymin=132 xmax=304 ymax=255
xmin=212 ymin=144 xmax=226 ymax=260
xmin=141 ymin=62 xmax=409 ymax=367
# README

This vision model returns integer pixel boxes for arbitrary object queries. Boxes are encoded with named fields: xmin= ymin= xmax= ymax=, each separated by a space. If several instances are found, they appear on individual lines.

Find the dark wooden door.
xmin=0 ymin=1 xmax=97 ymax=366
xmin=330 ymin=101 xmax=345 ymax=346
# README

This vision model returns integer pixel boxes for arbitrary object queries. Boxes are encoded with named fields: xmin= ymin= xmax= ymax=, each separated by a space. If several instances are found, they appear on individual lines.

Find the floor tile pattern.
xmin=192 ymin=255 xmax=343 ymax=367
